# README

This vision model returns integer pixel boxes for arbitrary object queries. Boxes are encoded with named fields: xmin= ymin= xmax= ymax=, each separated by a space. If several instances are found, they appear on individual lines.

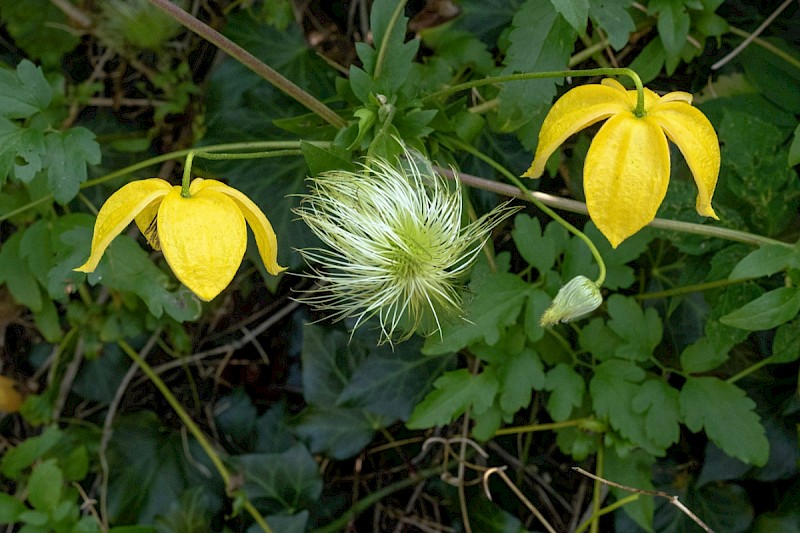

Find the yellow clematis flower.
xmin=523 ymin=78 xmax=720 ymax=248
xmin=75 ymin=178 xmax=285 ymax=301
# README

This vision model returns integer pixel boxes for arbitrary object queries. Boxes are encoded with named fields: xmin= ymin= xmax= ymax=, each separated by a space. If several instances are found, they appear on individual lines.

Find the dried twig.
xmin=482 ymin=466 xmax=558 ymax=533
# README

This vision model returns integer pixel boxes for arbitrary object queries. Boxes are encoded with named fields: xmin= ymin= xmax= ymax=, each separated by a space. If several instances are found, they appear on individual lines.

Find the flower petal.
xmin=192 ymin=179 xmax=286 ymax=275
xmin=523 ymin=84 xmax=631 ymax=178
xmin=649 ymin=101 xmax=720 ymax=218
xmin=157 ymin=188 xmax=247 ymax=301
xmin=584 ymin=114 xmax=671 ymax=247
xmin=74 ymin=179 xmax=171 ymax=272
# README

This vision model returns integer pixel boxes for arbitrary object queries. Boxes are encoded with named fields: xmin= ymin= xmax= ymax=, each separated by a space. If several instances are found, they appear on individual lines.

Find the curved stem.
xmin=117 ymin=340 xmax=273 ymax=533
xmin=180 ymin=149 xmax=303 ymax=196
xmin=146 ymin=0 xmax=346 ymax=129
xmin=423 ymin=67 xmax=645 ymax=117
xmin=447 ymin=139 xmax=607 ymax=286
xmin=635 ymin=277 xmax=754 ymax=301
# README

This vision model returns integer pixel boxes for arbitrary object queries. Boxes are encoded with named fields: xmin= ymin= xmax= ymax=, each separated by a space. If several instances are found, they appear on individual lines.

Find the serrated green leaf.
xmin=771 ymin=319 xmax=800 ymax=364
xmin=589 ymin=0 xmax=635 ymax=49
xmin=294 ymin=406 xmax=377 ymax=460
xmin=606 ymin=295 xmax=662 ymax=361
xmin=0 ymin=60 xmax=52 ymax=119
xmin=498 ymin=348 xmax=545 ymax=414
xmin=27 ymin=458 xmax=63 ymax=513
xmin=422 ymin=272 xmax=530 ymax=355
xmin=720 ymin=287 xmax=800 ymax=331
xmin=680 ymin=377 xmax=768 ymax=466
xmin=0 ymin=119 xmax=47 ymax=184
xmin=632 ymin=379 xmax=681 ymax=449
xmin=680 ymin=336 xmax=729 ymax=374
xmin=357 ymin=0 xmax=419 ymax=95
xmin=237 ymin=444 xmax=322 ymax=512
xmin=579 ymin=317 xmax=623 ymax=361
xmin=524 ymin=288 xmax=551 ymax=342
xmin=511 ymin=214 xmax=556 ymax=273
xmin=585 ymin=221 xmax=652 ymax=290
xmin=550 ymin=0 xmax=589 ymax=32
xmin=0 ymin=232 xmax=43 ymax=311
xmin=544 ymin=363 xmax=585 ymax=422
xmin=729 ymin=243 xmax=800 ymax=280
xmin=406 ymin=368 xmax=499 ymax=429
xmin=44 ymin=127 xmax=101 ymax=204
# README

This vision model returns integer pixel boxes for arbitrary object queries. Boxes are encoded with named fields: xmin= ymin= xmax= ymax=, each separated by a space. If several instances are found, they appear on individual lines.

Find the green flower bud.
xmin=540 ymin=275 xmax=603 ymax=327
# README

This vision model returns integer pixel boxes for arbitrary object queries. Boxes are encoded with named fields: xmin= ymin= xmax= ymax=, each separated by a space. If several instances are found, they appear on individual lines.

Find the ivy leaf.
xmin=606 ymin=295 xmax=663 ymax=361
xmin=497 ymin=0 xmax=576 ymax=150
xmin=301 ymin=324 xmax=363 ymax=406
xmin=497 ymin=348 xmax=545 ymax=414
xmin=680 ymin=377 xmax=769 ymax=466
xmin=632 ymin=379 xmax=682 ymax=450
xmin=406 ymin=368 xmax=499 ymax=429
xmin=550 ymin=0 xmax=589 ymax=32
xmin=720 ymin=287 xmax=800 ymax=331
xmin=294 ymin=406 xmax=378 ymax=460
xmin=0 ymin=60 xmax=52 ymax=119
xmin=544 ymin=363 xmax=585 ymax=422
xmin=588 ymin=0 xmax=635 ymax=50
xmin=44 ymin=127 xmax=101 ymax=204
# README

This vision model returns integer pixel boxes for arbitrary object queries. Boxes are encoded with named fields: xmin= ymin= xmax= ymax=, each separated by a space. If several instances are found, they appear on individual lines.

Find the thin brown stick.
xmin=483 ymin=467 xmax=558 ymax=533
xmin=572 ymin=467 xmax=715 ymax=533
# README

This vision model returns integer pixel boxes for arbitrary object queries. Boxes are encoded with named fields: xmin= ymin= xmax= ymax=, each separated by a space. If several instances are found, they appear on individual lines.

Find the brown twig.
xmin=482 ymin=467 xmax=558 ymax=533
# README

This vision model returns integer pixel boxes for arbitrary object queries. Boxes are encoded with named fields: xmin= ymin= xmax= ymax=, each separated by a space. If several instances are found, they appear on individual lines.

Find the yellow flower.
xmin=0 ymin=375 xmax=23 ymax=413
xmin=523 ymin=78 xmax=720 ymax=247
xmin=75 ymin=178 xmax=285 ymax=301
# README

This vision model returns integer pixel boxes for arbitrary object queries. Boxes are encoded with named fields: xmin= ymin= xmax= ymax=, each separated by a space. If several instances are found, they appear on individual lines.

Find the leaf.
xmin=653 ymin=482 xmax=754 ymax=533
xmin=260 ymin=511 xmax=309 ymax=533
xmin=422 ymin=273 xmax=531 ymax=354
xmin=585 ymin=221 xmax=652 ymax=290
xmin=497 ymin=348 xmax=545 ymax=414
xmin=0 ymin=2 xmax=80 ymax=68
xmin=43 ymin=127 xmax=102 ymax=204
xmin=468 ymin=497 xmax=529 ymax=533
xmin=789 ymin=123 xmax=800 ymax=167
xmin=497 ymin=0 xmax=576 ymax=150
xmin=680 ymin=377 xmax=769 ymax=466
xmin=27 ymin=458 xmax=63 ymax=513
xmin=680 ymin=336 xmax=729 ymax=374
xmin=301 ymin=324 xmax=363 ymax=406
xmin=0 ymin=425 xmax=62 ymax=479
xmin=406 ymin=368 xmax=499 ymax=429
xmin=720 ymin=287 xmax=800 ymax=331
xmin=524 ymin=288 xmax=551 ymax=342
xmin=213 ymin=389 xmax=257 ymax=451
xmin=0 ymin=493 xmax=26 ymax=524
xmin=771 ymin=319 xmax=800 ymax=364
xmin=544 ymin=363 xmax=585 ymax=422
xmin=300 ymin=141 xmax=355 ymax=176
xmin=360 ymin=0 xmax=420 ymax=95
xmin=294 ymin=406 xmax=377 ymax=460
xmin=606 ymin=295 xmax=663 ymax=361
xmin=550 ymin=0 xmax=589 ymax=32
xmin=729 ymin=243 xmax=800 ymax=280
xmin=605 ymin=448 xmax=655 ymax=532
xmin=0 ymin=232 xmax=43 ymax=311
xmin=236 ymin=444 xmax=322 ymax=513
xmin=588 ymin=0 xmax=635 ymax=50
xmin=254 ymin=403 xmax=297 ymax=455
xmin=632 ymin=379 xmax=681 ymax=450
xmin=0 ymin=118 xmax=46 ymax=184
xmin=0 ymin=60 xmax=52 ymax=119
xmin=649 ymin=0 xmax=690 ymax=72
xmin=511 ymin=214 xmax=556 ymax=274
xmin=154 ymin=488 xmax=216 ymax=533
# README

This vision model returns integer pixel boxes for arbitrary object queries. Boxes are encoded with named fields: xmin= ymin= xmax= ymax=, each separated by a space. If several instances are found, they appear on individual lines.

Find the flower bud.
xmin=540 ymin=275 xmax=603 ymax=327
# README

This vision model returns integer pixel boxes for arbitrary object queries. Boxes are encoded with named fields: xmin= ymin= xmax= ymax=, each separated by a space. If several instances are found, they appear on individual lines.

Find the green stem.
xmin=449 ymin=139 xmax=607 ymax=286
xmin=447 ymin=168 xmax=794 ymax=249
xmin=117 ymin=340 xmax=273 ymax=533
xmin=423 ymin=67 xmax=645 ymax=117
xmin=1 ymin=141 xmax=324 ymax=223
xmin=575 ymin=495 xmax=640 ymax=533
xmin=146 ymin=0 xmax=346 ymax=129
xmin=635 ymin=277 xmax=754 ymax=301
xmin=590 ymin=443 xmax=604 ymax=533
xmin=727 ymin=355 xmax=779 ymax=384
xmin=373 ymin=0 xmax=408 ymax=79
xmin=494 ymin=418 xmax=592 ymax=436
xmin=180 ymin=149 xmax=302 ymax=196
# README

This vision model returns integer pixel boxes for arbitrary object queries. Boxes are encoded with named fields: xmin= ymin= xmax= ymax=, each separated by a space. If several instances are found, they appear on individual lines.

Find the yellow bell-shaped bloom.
xmin=75 ymin=178 xmax=285 ymax=301
xmin=523 ymin=78 xmax=720 ymax=248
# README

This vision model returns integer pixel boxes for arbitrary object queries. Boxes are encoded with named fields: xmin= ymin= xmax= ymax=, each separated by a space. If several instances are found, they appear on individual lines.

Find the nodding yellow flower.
xmin=75 ymin=178 xmax=285 ymax=301
xmin=523 ymin=78 xmax=720 ymax=248
xmin=0 ymin=375 xmax=23 ymax=413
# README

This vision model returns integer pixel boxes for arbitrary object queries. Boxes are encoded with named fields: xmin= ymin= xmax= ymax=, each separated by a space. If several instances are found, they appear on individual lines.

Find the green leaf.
xmin=154 ymin=487 xmax=215 ymax=533
xmin=771 ymin=319 xmax=800 ymax=364
xmin=524 ymin=289 xmax=551 ymax=343
xmin=649 ymin=0 xmax=690 ymax=71
xmin=720 ymin=287 xmax=800 ymax=331
xmin=0 ymin=118 xmax=46 ymax=184
xmin=589 ymin=0 xmax=635 ymax=49
xmin=43 ymin=127 xmax=101 ymax=204
xmin=0 ymin=60 xmax=52 ymax=119
xmin=739 ymin=39 xmax=800 ymax=115
xmin=61 ymin=444 xmax=89 ymax=482
xmin=497 ymin=348 xmax=545 ymax=414
xmin=498 ymin=0 xmax=576 ymax=150
xmin=605 ymin=448 xmax=655 ymax=531
xmin=544 ymin=363 xmax=585 ymax=422
xmin=579 ymin=317 xmax=623 ymax=361
xmin=0 ymin=425 xmax=62 ymax=479
xmin=213 ymin=389 xmax=257 ymax=451
xmin=27 ymin=458 xmax=63 ymax=513
xmin=511 ymin=214 xmax=556 ymax=274
xmin=422 ymin=273 xmax=531 ymax=354
xmin=585 ymin=222 xmax=652 ymax=290
xmin=632 ymin=379 xmax=681 ymax=450
xmin=680 ymin=377 xmax=769 ymax=466
xmin=406 ymin=368 xmax=499 ymax=429
xmin=0 ymin=493 xmax=26 ymax=523
xmin=294 ymin=406 xmax=377 ymax=460
xmin=236 ymin=444 xmax=322 ymax=513
xmin=628 ymin=38 xmax=665 ymax=84
xmin=300 ymin=141 xmax=355 ymax=176
xmin=360 ymin=0 xmax=419 ymax=95
xmin=0 ymin=232 xmax=43 ymax=312
xmin=0 ymin=2 xmax=80 ymax=68
xmin=301 ymin=324 xmax=363 ymax=406
xmin=550 ymin=0 xmax=589 ymax=32
xmin=729 ymin=243 xmax=800 ymax=280
xmin=261 ymin=511 xmax=309 ymax=533
xmin=468 ymin=497 xmax=529 ymax=533
xmin=653 ymin=482 xmax=754 ymax=533
xmin=680 ymin=336 xmax=729 ymax=374
xmin=606 ymin=295 xmax=662 ymax=361
xmin=789 ymin=123 xmax=800 ymax=167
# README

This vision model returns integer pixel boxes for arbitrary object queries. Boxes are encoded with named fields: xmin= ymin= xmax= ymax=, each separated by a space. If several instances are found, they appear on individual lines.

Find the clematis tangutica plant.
xmin=75 ymin=177 xmax=285 ymax=301
xmin=524 ymin=78 xmax=720 ymax=248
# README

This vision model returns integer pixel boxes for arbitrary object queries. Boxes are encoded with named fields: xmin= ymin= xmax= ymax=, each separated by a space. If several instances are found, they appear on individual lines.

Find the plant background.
xmin=1 ymin=0 xmax=800 ymax=532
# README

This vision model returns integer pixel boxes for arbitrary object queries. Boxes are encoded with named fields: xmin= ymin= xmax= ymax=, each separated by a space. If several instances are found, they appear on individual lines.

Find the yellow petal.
xmin=192 ymin=179 xmax=286 ymax=275
xmin=0 ymin=375 xmax=23 ymax=413
xmin=584 ymin=114 xmax=671 ymax=247
xmin=649 ymin=101 xmax=720 ymax=218
xmin=134 ymin=197 xmax=166 ymax=250
xmin=601 ymin=78 xmax=664 ymax=111
xmin=157 ymin=188 xmax=247 ymax=301
xmin=75 ymin=179 xmax=171 ymax=272
xmin=523 ymin=84 xmax=631 ymax=178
